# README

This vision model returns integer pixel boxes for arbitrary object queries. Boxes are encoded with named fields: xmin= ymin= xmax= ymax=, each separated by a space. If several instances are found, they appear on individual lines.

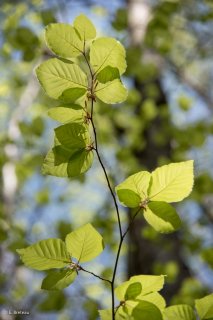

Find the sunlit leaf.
xmin=65 ymin=223 xmax=104 ymax=263
xmin=59 ymin=87 xmax=87 ymax=103
xmin=16 ymin=239 xmax=70 ymax=270
xmin=90 ymin=37 xmax=126 ymax=76
xmin=48 ymin=104 xmax=85 ymax=123
xmin=115 ymin=171 xmax=151 ymax=208
xmin=95 ymin=79 xmax=128 ymax=104
xmin=41 ymin=269 xmax=77 ymax=290
xmin=115 ymin=275 xmax=165 ymax=301
xmin=96 ymin=66 xmax=120 ymax=83
xmin=195 ymin=294 xmax=213 ymax=319
xmin=45 ymin=23 xmax=83 ymax=58
xmin=36 ymin=58 xmax=87 ymax=100
xmin=125 ymin=282 xmax=142 ymax=300
xmin=42 ymin=123 xmax=93 ymax=178
xmin=148 ymin=161 xmax=194 ymax=202
xmin=163 ymin=305 xmax=196 ymax=320
xmin=144 ymin=202 xmax=181 ymax=233
xmin=118 ymin=300 xmax=163 ymax=320
xmin=74 ymin=14 xmax=96 ymax=40
xmin=138 ymin=292 xmax=166 ymax=310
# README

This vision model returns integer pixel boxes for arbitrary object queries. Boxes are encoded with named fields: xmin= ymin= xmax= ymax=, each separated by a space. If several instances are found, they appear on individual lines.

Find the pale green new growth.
xmin=163 ymin=305 xmax=196 ymax=320
xmin=74 ymin=14 xmax=96 ymax=40
xmin=195 ymin=293 xmax=213 ymax=319
xmin=65 ymin=223 xmax=104 ymax=263
xmin=95 ymin=79 xmax=128 ymax=104
xmin=36 ymin=58 xmax=87 ymax=100
xmin=42 ymin=123 xmax=94 ymax=177
xmin=41 ymin=269 xmax=77 ymax=290
xmin=16 ymin=239 xmax=70 ymax=270
xmin=90 ymin=37 xmax=127 ymax=76
xmin=115 ymin=161 xmax=194 ymax=233
xmin=45 ymin=23 xmax=83 ymax=58
xmin=148 ymin=160 xmax=194 ymax=202
xmin=17 ymin=223 xmax=104 ymax=290
xmin=144 ymin=202 xmax=181 ymax=233
xmin=48 ymin=105 xmax=85 ymax=124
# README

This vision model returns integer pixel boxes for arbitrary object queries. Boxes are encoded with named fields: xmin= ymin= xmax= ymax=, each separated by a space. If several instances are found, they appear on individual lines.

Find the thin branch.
xmin=123 ymin=207 xmax=142 ymax=239
xmin=79 ymin=265 xmax=111 ymax=284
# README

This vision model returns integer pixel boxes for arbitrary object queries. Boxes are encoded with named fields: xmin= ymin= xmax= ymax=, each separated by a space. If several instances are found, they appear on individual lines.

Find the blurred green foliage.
xmin=0 ymin=0 xmax=213 ymax=319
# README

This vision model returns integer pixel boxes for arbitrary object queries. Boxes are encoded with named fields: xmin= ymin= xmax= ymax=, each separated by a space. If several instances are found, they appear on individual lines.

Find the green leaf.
xmin=54 ymin=122 xmax=89 ymax=148
xmin=65 ymin=223 xmax=104 ymax=263
xmin=144 ymin=202 xmax=181 ymax=233
xmin=36 ymin=58 xmax=87 ymax=100
xmin=148 ymin=161 xmax=194 ymax=202
xmin=116 ymin=171 xmax=151 ymax=208
xmin=41 ymin=269 xmax=77 ymax=290
xmin=163 ymin=305 xmax=196 ymax=320
xmin=16 ymin=239 xmax=70 ymax=270
xmin=115 ymin=275 xmax=165 ymax=301
xmin=45 ymin=23 xmax=83 ymax=58
xmin=67 ymin=148 xmax=94 ymax=177
xmin=48 ymin=104 xmax=85 ymax=123
xmin=99 ymin=309 xmax=113 ymax=320
xmin=42 ymin=123 xmax=93 ymax=178
xmin=138 ymin=292 xmax=166 ymax=311
xmin=90 ymin=37 xmax=126 ymax=76
xmin=73 ymin=14 xmax=96 ymax=40
xmin=118 ymin=300 xmax=163 ymax=320
xmin=96 ymin=66 xmax=120 ymax=83
xmin=131 ymin=301 xmax=163 ymax=320
xmin=195 ymin=294 xmax=213 ymax=319
xmin=125 ymin=282 xmax=142 ymax=300
xmin=95 ymin=79 xmax=128 ymax=104
xmin=59 ymin=87 xmax=87 ymax=103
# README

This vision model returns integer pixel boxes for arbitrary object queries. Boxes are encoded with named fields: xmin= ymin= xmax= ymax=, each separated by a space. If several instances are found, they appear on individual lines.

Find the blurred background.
xmin=0 ymin=0 xmax=213 ymax=319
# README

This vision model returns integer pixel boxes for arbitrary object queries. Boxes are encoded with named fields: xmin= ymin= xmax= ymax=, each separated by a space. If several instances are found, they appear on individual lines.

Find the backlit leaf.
xmin=65 ymin=223 xmax=104 ymax=263
xmin=148 ymin=161 xmax=194 ymax=202
xmin=125 ymin=282 xmax=142 ymax=300
xmin=90 ymin=37 xmax=126 ymax=76
xmin=118 ymin=300 xmax=163 ymax=320
xmin=36 ymin=58 xmax=87 ymax=100
xmin=74 ymin=14 xmax=96 ymax=40
xmin=45 ymin=23 xmax=83 ymax=58
xmin=163 ymin=305 xmax=196 ymax=320
xmin=95 ymin=79 xmax=128 ymax=104
xmin=195 ymin=294 xmax=213 ymax=319
xmin=144 ymin=202 xmax=181 ymax=233
xmin=16 ymin=239 xmax=70 ymax=270
xmin=41 ymin=269 xmax=77 ymax=290
xmin=116 ymin=171 xmax=151 ymax=208
xmin=48 ymin=104 xmax=85 ymax=123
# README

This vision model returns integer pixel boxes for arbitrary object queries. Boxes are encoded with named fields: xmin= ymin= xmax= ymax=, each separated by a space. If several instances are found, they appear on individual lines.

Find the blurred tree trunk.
xmin=126 ymin=0 xmax=191 ymax=301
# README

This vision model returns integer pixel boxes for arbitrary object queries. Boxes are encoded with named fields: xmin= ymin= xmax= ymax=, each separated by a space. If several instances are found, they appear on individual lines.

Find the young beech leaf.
xmin=195 ymin=293 xmax=213 ymax=320
xmin=115 ymin=171 xmax=151 ymax=208
xmin=90 ymin=37 xmax=127 ymax=76
xmin=95 ymin=79 xmax=128 ymax=104
xmin=59 ymin=87 xmax=87 ymax=103
xmin=48 ymin=104 xmax=85 ymax=124
xmin=163 ymin=305 xmax=196 ymax=320
xmin=144 ymin=202 xmax=181 ymax=233
xmin=36 ymin=58 xmax=87 ymax=100
xmin=118 ymin=300 xmax=163 ymax=320
xmin=96 ymin=66 xmax=120 ymax=84
xmin=45 ymin=23 xmax=83 ymax=58
xmin=65 ymin=223 xmax=104 ymax=263
xmin=138 ymin=292 xmax=166 ymax=311
xmin=42 ymin=123 xmax=94 ymax=178
xmin=16 ymin=239 xmax=70 ymax=270
xmin=41 ymin=269 xmax=77 ymax=291
xmin=99 ymin=309 xmax=113 ymax=320
xmin=73 ymin=14 xmax=96 ymax=40
xmin=125 ymin=282 xmax=142 ymax=300
xmin=148 ymin=160 xmax=194 ymax=202
xmin=115 ymin=275 xmax=165 ymax=301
